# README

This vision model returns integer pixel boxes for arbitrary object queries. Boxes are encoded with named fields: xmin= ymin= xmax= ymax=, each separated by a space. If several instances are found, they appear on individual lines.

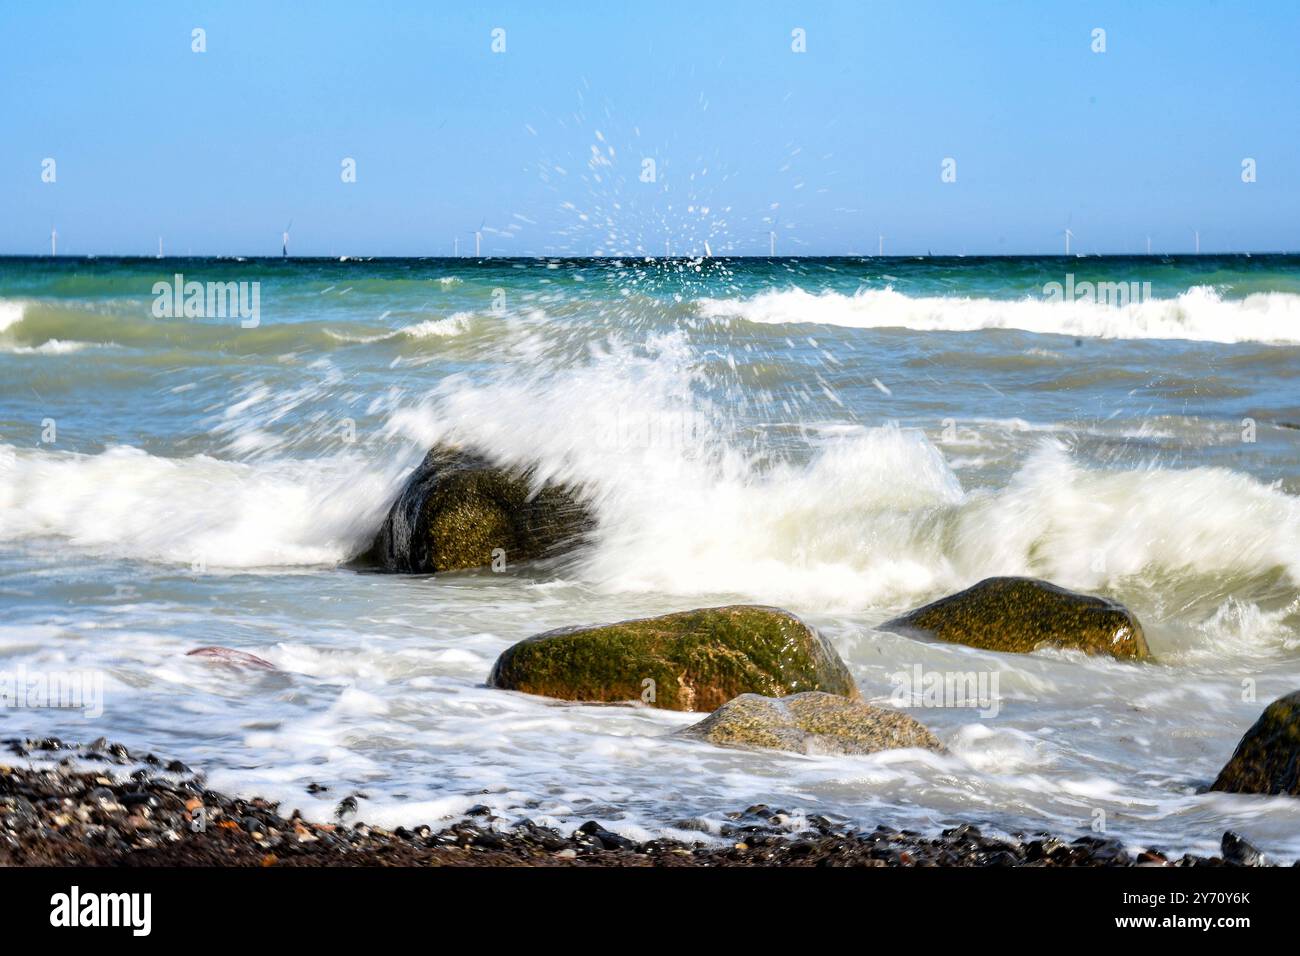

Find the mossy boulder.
xmin=678 ymin=691 xmax=943 ymax=756
xmin=488 ymin=605 xmax=858 ymax=712
xmin=1210 ymin=691 xmax=1300 ymax=796
xmin=882 ymin=577 xmax=1149 ymax=660
xmin=368 ymin=446 xmax=593 ymax=573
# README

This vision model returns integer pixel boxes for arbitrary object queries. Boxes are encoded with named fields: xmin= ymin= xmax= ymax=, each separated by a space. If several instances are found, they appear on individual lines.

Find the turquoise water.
xmin=2 ymin=255 xmax=1299 ymax=858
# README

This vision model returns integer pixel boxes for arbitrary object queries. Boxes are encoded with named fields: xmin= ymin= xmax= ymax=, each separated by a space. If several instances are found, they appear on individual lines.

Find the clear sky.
xmin=2 ymin=0 xmax=1297 ymax=257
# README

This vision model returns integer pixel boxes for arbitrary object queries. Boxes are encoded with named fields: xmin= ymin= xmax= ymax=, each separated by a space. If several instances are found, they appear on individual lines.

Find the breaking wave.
xmin=699 ymin=285 xmax=1300 ymax=344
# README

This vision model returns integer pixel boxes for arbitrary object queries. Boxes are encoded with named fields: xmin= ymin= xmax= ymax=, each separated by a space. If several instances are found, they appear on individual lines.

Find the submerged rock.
xmin=882 ymin=577 xmax=1150 ymax=660
xmin=367 ymin=446 xmax=593 ymax=574
xmin=186 ymin=647 xmax=277 ymax=669
xmin=1210 ymin=691 xmax=1300 ymax=797
xmin=678 ymin=691 xmax=942 ymax=756
xmin=488 ymin=605 xmax=858 ymax=712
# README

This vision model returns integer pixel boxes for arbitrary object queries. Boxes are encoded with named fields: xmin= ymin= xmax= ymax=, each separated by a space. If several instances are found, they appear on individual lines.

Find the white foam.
xmin=699 ymin=285 xmax=1300 ymax=344
xmin=4 ymin=336 xmax=1297 ymax=606
xmin=3 ymin=339 xmax=100 ymax=355
xmin=385 ymin=333 xmax=1300 ymax=611
xmin=323 ymin=311 xmax=475 ymax=345
xmin=399 ymin=311 xmax=474 ymax=338
xmin=0 ymin=444 xmax=403 ymax=568
xmin=0 ymin=299 xmax=26 ymax=334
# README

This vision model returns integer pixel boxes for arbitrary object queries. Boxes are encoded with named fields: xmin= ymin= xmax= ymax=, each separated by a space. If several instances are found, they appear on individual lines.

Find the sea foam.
xmin=699 ymin=285 xmax=1300 ymax=344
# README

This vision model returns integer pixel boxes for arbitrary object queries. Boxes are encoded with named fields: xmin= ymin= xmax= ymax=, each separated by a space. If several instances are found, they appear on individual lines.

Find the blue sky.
xmin=2 ymin=1 xmax=1297 ymax=256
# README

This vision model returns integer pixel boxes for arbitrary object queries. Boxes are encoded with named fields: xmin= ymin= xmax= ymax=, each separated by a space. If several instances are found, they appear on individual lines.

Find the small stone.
xmin=678 ymin=691 xmax=942 ymax=756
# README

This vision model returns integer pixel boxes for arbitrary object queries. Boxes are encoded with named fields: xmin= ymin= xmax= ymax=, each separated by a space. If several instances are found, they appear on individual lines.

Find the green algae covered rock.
xmin=1210 ymin=691 xmax=1300 ymax=796
xmin=368 ymin=446 xmax=593 ymax=574
xmin=678 ymin=691 xmax=943 ymax=756
xmin=488 ymin=606 xmax=859 ymax=712
xmin=882 ymin=576 xmax=1150 ymax=660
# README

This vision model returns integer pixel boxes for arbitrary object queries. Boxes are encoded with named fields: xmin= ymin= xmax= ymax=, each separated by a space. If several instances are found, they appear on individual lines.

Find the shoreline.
xmin=0 ymin=736 xmax=1271 ymax=868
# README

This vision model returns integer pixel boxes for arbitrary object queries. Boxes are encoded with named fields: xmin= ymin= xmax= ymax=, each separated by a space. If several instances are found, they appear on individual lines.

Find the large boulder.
xmin=367 ymin=447 xmax=593 ymax=573
xmin=678 ymin=691 xmax=943 ymax=756
xmin=1210 ymin=691 xmax=1300 ymax=796
xmin=488 ymin=606 xmax=859 ymax=712
xmin=881 ymin=577 xmax=1150 ymax=660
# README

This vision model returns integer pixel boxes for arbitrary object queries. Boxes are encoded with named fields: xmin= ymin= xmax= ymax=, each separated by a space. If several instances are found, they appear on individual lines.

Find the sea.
xmin=2 ymin=254 xmax=1298 ymax=859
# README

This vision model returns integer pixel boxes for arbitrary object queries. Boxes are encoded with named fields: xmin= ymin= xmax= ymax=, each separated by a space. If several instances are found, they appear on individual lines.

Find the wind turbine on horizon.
xmin=1064 ymin=227 xmax=1074 ymax=256
xmin=282 ymin=220 xmax=293 ymax=258
xmin=50 ymin=227 xmax=57 ymax=257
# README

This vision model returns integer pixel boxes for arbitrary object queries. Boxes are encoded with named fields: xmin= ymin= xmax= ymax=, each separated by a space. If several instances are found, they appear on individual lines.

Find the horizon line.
xmin=3 ymin=251 xmax=1298 ymax=261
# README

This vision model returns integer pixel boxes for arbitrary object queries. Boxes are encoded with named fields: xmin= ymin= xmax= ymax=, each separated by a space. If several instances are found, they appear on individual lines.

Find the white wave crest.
xmin=0 ymin=444 xmax=402 ymax=568
xmin=400 ymin=312 xmax=474 ymax=338
xmin=0 ymin=299 xmax=26 ymax=334
xmin=698 ymin=286 xmax=1300 ymax=344
xmin=385 ymin=334 xmax=1300 ymax=610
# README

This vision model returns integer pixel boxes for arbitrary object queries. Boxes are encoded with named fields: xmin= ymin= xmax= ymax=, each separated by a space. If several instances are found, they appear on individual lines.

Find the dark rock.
xmin=1210 ymin=690 xmax=1300 ymax=796
xmin=489 ymin=605 xmax=858 ymax=711
xmin=517 ymin=822 xmax=569 ymax=851
xmin=366 ymin=446 xmax=593 ymax=574
xmin=578 ymin=821 xmax=637 ymax=851
xmin=677 ymin=691 xmax=942 ymax=755
xmin=1221 ymin=831 xmax=1264 ymax=866
xmin=471 ymin=830 xmax=506 ymax=849
xmin=882 ymin=576 xmax=1150 ymax=660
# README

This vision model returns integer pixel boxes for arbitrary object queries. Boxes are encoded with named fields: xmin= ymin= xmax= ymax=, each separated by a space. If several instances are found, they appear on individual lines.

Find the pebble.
xmin=0 ymin=736 xmax=1278 ymax=868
